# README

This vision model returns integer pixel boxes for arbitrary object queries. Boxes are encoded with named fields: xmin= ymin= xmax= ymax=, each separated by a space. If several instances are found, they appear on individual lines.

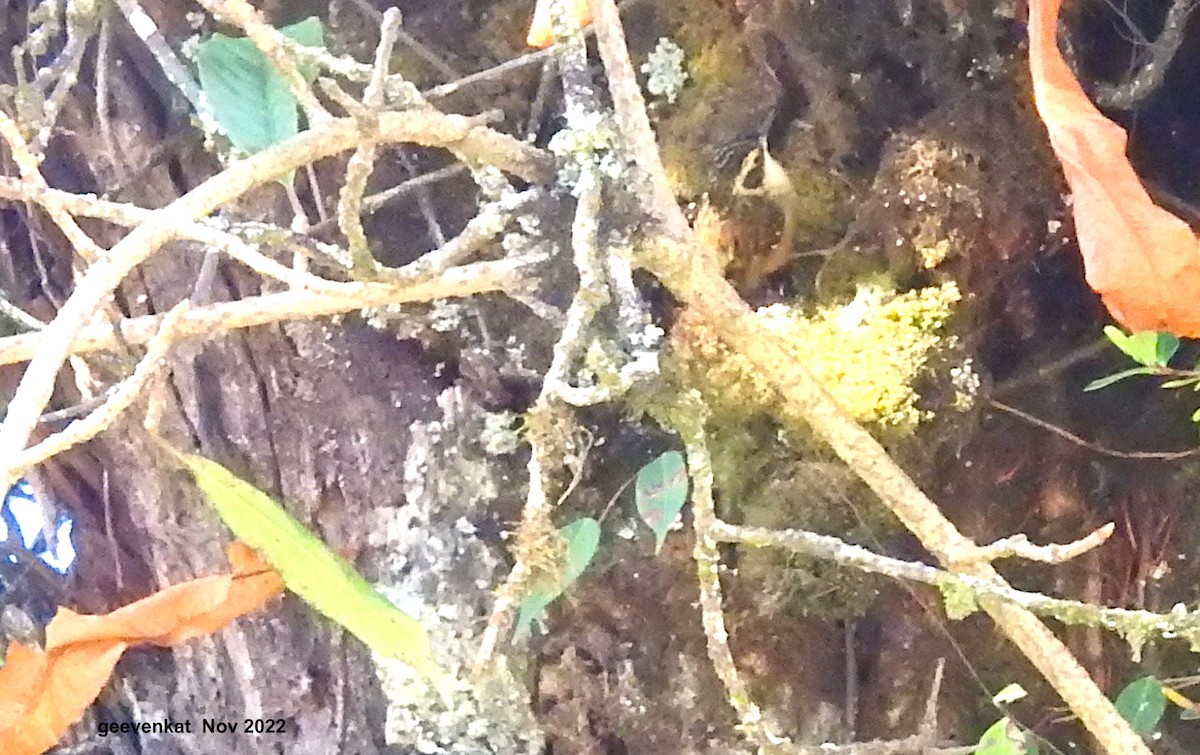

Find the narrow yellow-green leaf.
xmin=159 ymin=443 xmax=451 ymax=704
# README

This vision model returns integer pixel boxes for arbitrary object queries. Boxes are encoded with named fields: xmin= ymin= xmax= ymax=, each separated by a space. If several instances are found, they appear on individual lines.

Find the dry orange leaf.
xmin=527 ymin=0 xmax=592 ymax=48
xmin=0 ymin=543 xmax=283 ymax=755
xmin=1030 ymin=0 xmax=1200 ymax=335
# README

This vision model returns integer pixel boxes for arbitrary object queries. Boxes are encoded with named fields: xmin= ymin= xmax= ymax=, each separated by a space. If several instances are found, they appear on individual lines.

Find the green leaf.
xmin=1084 ymin=367 xmax=1157 ymax=392
xmin=1155 ymin=333 xmax=1181 ymax=366
xmin=635 ymin=451 xmax=690 ymax=554
xmin=1114 ymin=676 xmax=1166 ymax=735
xmin=974 ymin=718 xmax=1029 ymax=755
xmin=1103 ymin=326 xmax=1179 ymax=367
xmin=513 ymin=518 xmax=600 ymax=640
xmin=161 ymin=443 xmax=452 ymax=704
xmin=195 ymin=17 xmax=324 ymax=155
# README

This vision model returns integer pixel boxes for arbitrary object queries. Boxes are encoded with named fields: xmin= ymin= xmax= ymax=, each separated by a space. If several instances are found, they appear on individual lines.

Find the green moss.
xmin=680 ymin=29 xmax=752 ymax=97
xmin=705 ymin=419 xmax=891 ymax=620
xmin=650 ymin=0 xmax=766 ymax=197
xmin=674 ymin=281 xmax=962 ymax=433
xmin=777 ymin=150 xmax=850 ymax=251
xmin=935 ymin=575 xmax=980 ymax=620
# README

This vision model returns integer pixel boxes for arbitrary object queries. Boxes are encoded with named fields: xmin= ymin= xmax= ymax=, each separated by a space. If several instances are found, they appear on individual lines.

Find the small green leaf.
xmin=1192 ymin=406 xmax=1200 ymax=423
xmin=635 ymin=451 xmax=690 ymax=554
xmin=1114 ymin=676 xmax=1166 ymax=735
xmin=1084 ymin=367 xmax=1157 ymax=392
xmin=160 ymin=443 xmax=451 ymax=704
xmin=514 ymin=518 xmax=601 ymax=640
xmin=974 ymin=718 xmax=1028 ymax=755
xmin=1103 ymin=326 xmax=1179 ymax=367
xmin=1102 ymin=325 xmax=1132 ymax=355
xmin=1156 ymin=333 xmax=1181 ymax=365
xmin=195 ymin=17 xmax=324 ymax=154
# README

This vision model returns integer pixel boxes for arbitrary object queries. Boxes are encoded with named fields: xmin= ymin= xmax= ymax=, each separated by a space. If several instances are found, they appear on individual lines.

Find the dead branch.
xmin=0 ymin=108 xmax=550 ymax=489
xmin=0 ymin=255 xmax=539 ymax=369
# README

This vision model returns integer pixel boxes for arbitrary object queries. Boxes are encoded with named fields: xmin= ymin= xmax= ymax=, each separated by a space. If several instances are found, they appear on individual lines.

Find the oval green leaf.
xmin=635 ymin=451 xmax=690 ymax=554
xmin=195 ymin=17 xmax=324 ymax=155
xmin=1115 ymin=675 xmax=1165 ymax=735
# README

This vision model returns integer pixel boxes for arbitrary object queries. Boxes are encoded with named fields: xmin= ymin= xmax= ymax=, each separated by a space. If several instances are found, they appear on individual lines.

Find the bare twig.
xmin=1093 ymin=0 xmax=1198 ymax=107
xmin=474 ymin=170 xmax=604 ymax=663
xmin=590 ymin=0 xmax=689 ymax=237
xmin=919 ymin=659 xmax=946 ymax=738
xmin=38 ymin=393 xmax=109 ymax=425
xmin=972 ymin=523 xmax=1115 ymax=564
xmin=378 ymin=188 xmax=542 ymax=283
xmin=424 ymin=49 xmax=556 ymax=102
xmin=525 ymin=58 xmax=559 ymax=142
xmin=9 ymin=300 xmax=190 ymax=480
xmin=95 ymin=12 xmax=125 ymax=181
xmin=394 ymin=23 xmax=462 ymax=82
xmin=709 ymin=520 xmax=1200 ymax=652
xmin=641 ymin=227 xmax=1150 ymax=752
xmin=269 ymin=22 xmax=427 ymax=107
xmin=341 ymin=0 xmax=463 ymax=82
xmin=0 ymin=175 xmax=351 ymax=292
xmin=111 ymin=0 xmax=220 ymax=134
xmin=102 ymin=468 xmax=123 ymax=590
xmin=0 ymin=109 xmax=103 ymax=262
xmin=0 ymin=295 xmax=44 ymax=331
xmin=0 ymin=107 xmax=551 ymax=490
xmin=396 ymin=149 xmax=448 ymax=248
xmin=0 ymin=255 xmax=540 ymax=370
xmin=419 ymin=0 xmax=652 ymax=102
xmin=361 ymin=164 xmax=467 ymax=215
xmin=336 ymin=8 xmax=401 ymax=273
xmin=475 ymin=0 xmax=622 ymax=664
xmin=182 ymin=224 xmax=352 ymax=294
xmin=31 ymin=0 xmax=99 ymax=154
xmin=988 ymin=398 xmax=1200 ymax=459
xmin=992 ymin=336 xmax=1110 ymax=394
xmin=670 ymin=394 xmax=789 ymax=751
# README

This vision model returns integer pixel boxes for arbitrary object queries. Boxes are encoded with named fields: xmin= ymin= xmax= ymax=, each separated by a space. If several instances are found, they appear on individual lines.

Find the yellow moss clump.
xmin=672 ymin=281 xmax=962 ymax=430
